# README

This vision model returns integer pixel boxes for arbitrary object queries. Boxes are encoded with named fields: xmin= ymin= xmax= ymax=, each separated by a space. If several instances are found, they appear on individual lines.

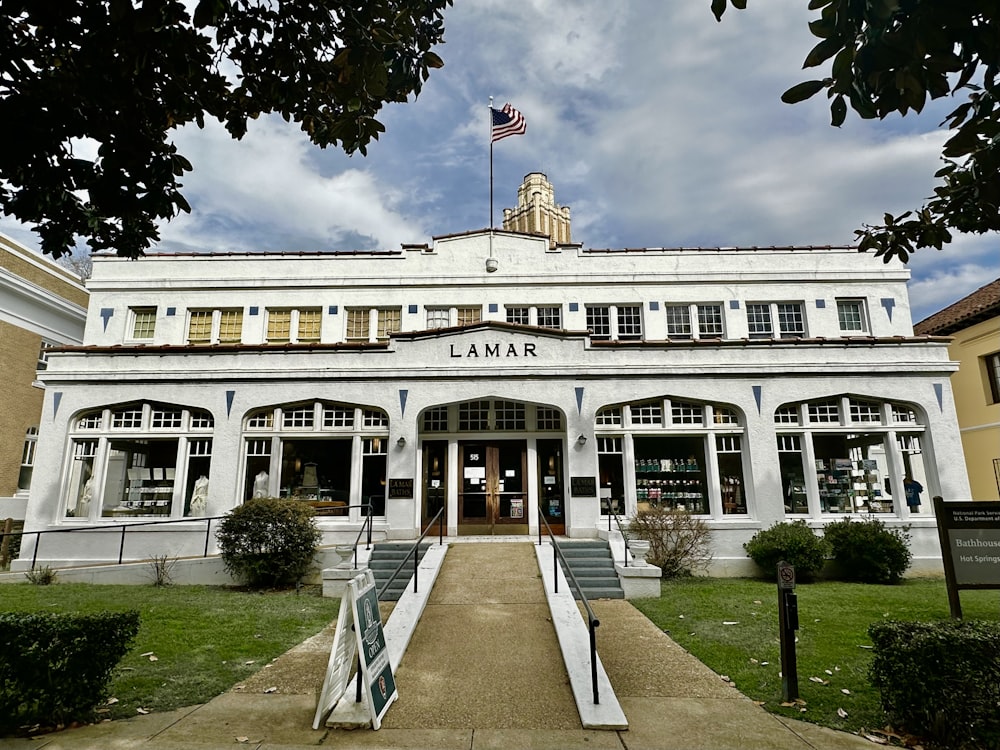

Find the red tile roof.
xmin=913 ymin=277 xmax=1000 ymax=336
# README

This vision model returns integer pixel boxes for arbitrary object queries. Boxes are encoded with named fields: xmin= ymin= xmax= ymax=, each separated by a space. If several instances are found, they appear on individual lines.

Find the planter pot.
xmin=628 ymin=539 xmax=651 ymax=566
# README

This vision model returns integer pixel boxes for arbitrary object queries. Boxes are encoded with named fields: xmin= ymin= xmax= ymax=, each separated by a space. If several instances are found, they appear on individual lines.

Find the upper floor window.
xmin=747 ymin=302 xmax=805 ymax=339
xmin=266 ymin=308 xmax=321 ymax=343
xmin=427 ymin=306 xmax=481 ymax=329
xmin=18 ymin=427 xmax=38 ymax=490
xmin=587 ymin=305 xmax=642 ymax=341
xmin=665 ymin=303 xmax=724 ymax=339
xmin=986 ymin=352 xmax=1000 ymax=404
xmin=187 ymin=309 xmax=243 ymax=345
xmin=346 ymin=308 xmax=401 ymax=342
xmin=837 ymin=299 xmax=868 ymax=333
xmin=505 ymin=305 xmax=561 ymax=329
xmin=130 ymin=308 xmax=156 ymax=340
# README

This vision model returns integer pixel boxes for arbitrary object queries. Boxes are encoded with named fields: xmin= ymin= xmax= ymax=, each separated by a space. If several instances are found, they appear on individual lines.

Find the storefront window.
xmin=777 ymin=435 xmax=809 ymax=514
xmin=66 ymin=403 xmax=214 ymax=520
xmin=633 ymin=435 xmax=708 ymax=514
xmin=241 ymin=401 xmax=389 ymax=516
xmin=598 ymin=437 xmax=625 ymax=515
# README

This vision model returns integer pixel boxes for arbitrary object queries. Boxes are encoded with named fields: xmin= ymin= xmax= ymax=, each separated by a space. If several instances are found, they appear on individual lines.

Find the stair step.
xmin=555 ymin=540 xmax=625 ymax=601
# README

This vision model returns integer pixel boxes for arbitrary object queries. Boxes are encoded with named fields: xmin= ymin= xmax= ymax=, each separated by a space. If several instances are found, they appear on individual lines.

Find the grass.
xmin=632 ymin=578 xmax=999 ymax=737
xmin=0 ymin=583 xmax=340 ymax=722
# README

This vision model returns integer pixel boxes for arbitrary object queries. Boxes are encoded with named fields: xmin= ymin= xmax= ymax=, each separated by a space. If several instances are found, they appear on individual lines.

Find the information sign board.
xmin=571 ymin=476 xmax=597 ymax=498
xmin=934 ymin=498 xmax=1000 ymax=618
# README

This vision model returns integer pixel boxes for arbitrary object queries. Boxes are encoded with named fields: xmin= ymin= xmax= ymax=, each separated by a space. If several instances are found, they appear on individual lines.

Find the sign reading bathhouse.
xmin=313 ymin=570 xmax=397 ymax=730
xmin=934 ymin=498 xmax=1000 ymax=618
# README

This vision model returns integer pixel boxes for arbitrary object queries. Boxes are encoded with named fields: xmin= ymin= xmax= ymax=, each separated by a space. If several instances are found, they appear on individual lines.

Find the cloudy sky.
xmin=4 ymin=1 xmax=997 ymax=323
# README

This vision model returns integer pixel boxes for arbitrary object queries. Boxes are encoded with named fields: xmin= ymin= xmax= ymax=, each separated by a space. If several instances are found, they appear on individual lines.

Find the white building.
xmin=18 ymin=174 xmax=967 ymax=574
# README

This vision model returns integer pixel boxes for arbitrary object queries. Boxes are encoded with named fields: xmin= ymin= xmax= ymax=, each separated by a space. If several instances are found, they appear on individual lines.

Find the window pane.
xmin=494 ymin=400 xmax=525 ymax=430
xmin=426 ymin=309 xmax=450 ymax=329
xmin=188 ymin=311 xmax=212 ymax=344
xmin=506 ymin=306 xmax=530 ymax=325
xmin=596 ymin=407 xmax=622 ymax=426
xmin=297 ymin=309 xmax=322 ymax=342
xmin=422 ymin=406 xmax=449 ymax=432
xmin=456 ymin=307 xmax=481 ymax=326
xmin=536 ymin=306 xmax=561 ymax=329
xmin=132 ymin=309 xmax=156 ymax=339
xmin=664 ymin=305 xmax=691 ymax=338
xmin=617 ymin=306 xmax=642 ymax=339
xmin=458 ymin=400 xmax=490 ymax=431
xmin=282 ymin=406 xmax=314 ymax=428
xmin=267 ymin=310 xmax=292 ymax=342
xmin=987 ymin=352 xmax=1000 ymax=404
xmin=37 ymin=341 xmax=55 ymax=370
xmin=218 ymin=310 xmax=243 ymax=343
xmin=746 ymin=304 xmax=772 ymax=337
xmin=697 ymin=305 xmax=723 ymax=336
xmin=837 ymin=300 xmax=865 ymax=332
xmin=323 ymin=405 xmax=354 ymax=428
xmin=777 ymin=303 xmax=804 ymax=337
xmin=376 ymin=308 xmax=400 ymax=340
xmin=670 ymin=400 xmax=703 ymax=425
xmin=346 ymin=309 xmax=369 ymax=340
xmin=631 ymin=401 xmax=662 ymax=425
xmin=586 ymin=306 xmax=611 ymax=339
xmin=536 ymin=407 xmax=562 ymax=430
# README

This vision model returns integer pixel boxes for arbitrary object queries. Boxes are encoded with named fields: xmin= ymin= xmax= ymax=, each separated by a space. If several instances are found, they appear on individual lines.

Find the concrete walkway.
xmin=8 ymin=539 xmax=878 ymax=749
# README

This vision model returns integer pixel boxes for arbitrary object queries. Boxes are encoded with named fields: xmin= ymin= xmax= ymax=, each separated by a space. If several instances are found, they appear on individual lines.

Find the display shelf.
xmin=634 ymin=457 xmax=707 ymax=513
xmin=815 ymin=458 xmax=886 ymax=513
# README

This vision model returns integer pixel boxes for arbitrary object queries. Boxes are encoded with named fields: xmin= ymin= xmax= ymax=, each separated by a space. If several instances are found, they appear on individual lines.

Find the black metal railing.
xmin=603 ymin=497 xmax=634 ymax=567
xmin=376 ymin=507 xmax=445 ymax=600
xmin=2 ymin=502 xmax=377 ymax=571
xmin=537 ymin=509 xmax=601 ymax=705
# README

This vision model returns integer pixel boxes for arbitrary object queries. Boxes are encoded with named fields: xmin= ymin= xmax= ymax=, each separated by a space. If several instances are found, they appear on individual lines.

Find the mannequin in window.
xmin=252 ymin=470 xmax=269 ymax=499
xmin=190 ymin=475 xmax=209 ymax=515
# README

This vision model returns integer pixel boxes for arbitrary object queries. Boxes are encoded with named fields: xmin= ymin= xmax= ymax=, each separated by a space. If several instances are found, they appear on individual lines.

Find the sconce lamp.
xmin=577 ymin=434 xmax=587 ymax=445
xmin=397 ymin=436 xmax=406 ymax=448
xmin=485 ymin=257 xmax=499 ymax=273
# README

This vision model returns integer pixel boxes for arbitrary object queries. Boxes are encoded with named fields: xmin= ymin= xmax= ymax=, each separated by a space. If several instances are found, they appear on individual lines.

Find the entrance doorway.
xmin=458 ymin=441 xmax=528 ymax=535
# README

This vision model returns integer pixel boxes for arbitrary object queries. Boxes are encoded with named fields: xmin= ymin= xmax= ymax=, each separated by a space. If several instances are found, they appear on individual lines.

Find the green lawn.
xmin=0 ymin=584 xmax=340 ymax=722
xmin=633 ymin=578 xmax=999 ymax=737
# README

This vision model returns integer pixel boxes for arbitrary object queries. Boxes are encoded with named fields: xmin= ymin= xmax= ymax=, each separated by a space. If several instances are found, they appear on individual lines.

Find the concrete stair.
xmin=555 ymin=540 xmax=624 ymax=600
xmin=369 ymin=542 xmax=431 ymax=601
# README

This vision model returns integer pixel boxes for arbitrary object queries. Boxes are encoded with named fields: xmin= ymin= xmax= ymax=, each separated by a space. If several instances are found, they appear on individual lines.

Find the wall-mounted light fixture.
xmin=577 ymin=434 xmax=587 ymax=445
xmin=397 ymin=436 xmax=406 ymax=448
xmin=485 ymin=257 xmax=499 ymax=273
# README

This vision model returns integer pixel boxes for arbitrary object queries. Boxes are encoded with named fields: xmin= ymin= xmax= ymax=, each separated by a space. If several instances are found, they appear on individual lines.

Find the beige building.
xmin=914 ymin=278 xmax=1000 ymax=501
xmin=0 ymin=234 xmax=88 ymax=525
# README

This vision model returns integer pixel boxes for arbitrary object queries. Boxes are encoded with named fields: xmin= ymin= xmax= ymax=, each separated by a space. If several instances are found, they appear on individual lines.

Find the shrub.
xmin=823 ymin=517 xmax=912 ymax=584
xmin=628 ymin=507 xmax=711 ymax=578
xmin=216 ymin=497 xmax=321 ymax=588
xmin=743 ymin=520 xmax=829 ymax=581
xmin=147 ymin=554 xmax=177 ymax=587
xmin=869 ymin=619 xmax=1000 ymax=749
xmin=0 ymin=610 xmax=140 ymax=734
xmin=24 ymin=565 xmax=57 ymax=585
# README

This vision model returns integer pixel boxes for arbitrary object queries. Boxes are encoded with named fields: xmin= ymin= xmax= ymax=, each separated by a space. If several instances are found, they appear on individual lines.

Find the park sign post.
xmin=934 ymin=497 xmax=1000 ymax=619
xmin=313 ymin=570 xmax=397 ymax=730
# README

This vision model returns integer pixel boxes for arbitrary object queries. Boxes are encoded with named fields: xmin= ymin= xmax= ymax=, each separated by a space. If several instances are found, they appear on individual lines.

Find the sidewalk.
xmin=9 ymin=541 xmax=877 ymax=749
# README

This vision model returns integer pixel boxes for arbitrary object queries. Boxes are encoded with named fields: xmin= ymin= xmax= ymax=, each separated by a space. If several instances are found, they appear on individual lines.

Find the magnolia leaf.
xmin=781 ymin=80 xmax=826 ymax=104
xmin=837 ymin=708 xmax=848 ymax=718
xmin=841 ymin=688 xmax=851 ymax=695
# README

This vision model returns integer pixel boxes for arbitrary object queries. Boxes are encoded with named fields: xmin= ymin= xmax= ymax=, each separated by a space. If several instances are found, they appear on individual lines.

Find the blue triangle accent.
xmin=226 ymin=391 xmax=235 ymax=417
xmin=752 ymin=385 xmax=762 ymax=414
xmin=53 ymin=392 xmax=62 ymax=418
xmin=100 ymin=308 xmax=114 ymax=331
xmin=934 ymin=383 xmax=943 ymax=412
xmin=575 ymin=387 xmax=584 ymax=415
xmin=881 ymin=298 xmax=895 ymax=322
xmin=399 ymin=389 xmax=408 ymax=416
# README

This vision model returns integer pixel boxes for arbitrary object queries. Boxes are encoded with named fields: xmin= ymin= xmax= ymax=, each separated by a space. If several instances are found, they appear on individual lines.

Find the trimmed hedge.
xmin=823 ymin=517 xmax=912 ymax=584
xmin=216 ymin=496 xmax=321 ymax=588
xmin=743 ymin=520 xmax=830 ymax=581
xmin=869 ymin=620 xmax=1000 ymax=749
xmin=0 ymin=610 xmax=140 ymax=734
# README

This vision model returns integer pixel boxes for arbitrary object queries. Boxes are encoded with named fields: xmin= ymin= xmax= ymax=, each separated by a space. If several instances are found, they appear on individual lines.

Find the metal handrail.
xmin=376 ymin=507 xmax=445 ymax=600
xmin=3 ymin=502 xmax=377 ymax=570
xmin=345 ymin=502 xmax=375 ymax=570
xmin=603 ymin=497 xmax=634 ymax=567
xmin=536 ymin=509 xmax=601 ymax=705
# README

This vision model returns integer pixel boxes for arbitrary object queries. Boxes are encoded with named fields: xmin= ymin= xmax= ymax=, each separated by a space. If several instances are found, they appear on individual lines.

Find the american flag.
xmin=491 ymin=103 xmax=526 ymax=143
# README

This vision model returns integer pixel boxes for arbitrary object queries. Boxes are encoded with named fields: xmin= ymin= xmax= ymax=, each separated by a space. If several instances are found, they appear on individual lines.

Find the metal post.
xmin=31 ymin=531 xmax=39 ymax=569
xmin=413 ymin=548 xmax=419 ymax=593
xmin=553 ymin=545 xmax=559 ymax=594
xmin=777 ymin=561 xmax=799 ymax=702
xmin=119 ymin=525 xmax=127 ymax=564
xmin=204 ymin=518 xmax=212 ymax=557
xmin=590 ymin=621 xmax=600 ymax=704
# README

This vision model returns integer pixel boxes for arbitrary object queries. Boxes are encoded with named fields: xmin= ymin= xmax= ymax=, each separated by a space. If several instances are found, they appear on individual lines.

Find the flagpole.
xmin=488 ymin=96 xmax=494 ymax=230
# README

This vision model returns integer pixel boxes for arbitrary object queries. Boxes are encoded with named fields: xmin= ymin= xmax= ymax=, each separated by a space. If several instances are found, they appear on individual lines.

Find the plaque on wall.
xmin=570 ymin=476 xmax=597 ymax=498
xmin=388 ymin=478 xmax=414 ymax=499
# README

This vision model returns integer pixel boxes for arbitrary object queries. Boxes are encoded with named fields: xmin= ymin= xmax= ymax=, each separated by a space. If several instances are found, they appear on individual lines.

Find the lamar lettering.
xmin=450 ymin=343 xmax=538 ymax=358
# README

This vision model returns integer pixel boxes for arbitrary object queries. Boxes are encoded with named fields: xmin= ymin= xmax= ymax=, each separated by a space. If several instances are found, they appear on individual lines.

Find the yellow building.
xmin=914 ymin=278 xmax=1000 ymax=501
xmin=0 ymin=234 xmax=88 ymax=527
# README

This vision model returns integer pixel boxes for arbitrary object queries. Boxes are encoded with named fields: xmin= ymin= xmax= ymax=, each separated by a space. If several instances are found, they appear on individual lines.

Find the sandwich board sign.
xmin=313 ymin=570 xmax=397 ymax=729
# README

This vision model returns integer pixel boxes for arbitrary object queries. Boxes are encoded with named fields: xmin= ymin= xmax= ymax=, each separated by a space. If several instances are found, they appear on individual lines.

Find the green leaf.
xmin=711 ymin=0 xmax=727 ymax=22
xmin=423 ymin=51 xmax=444 ymax=68
xmin=781 ymin=80 xmax=826 ymax=104
xmin=830 ymin=95 xmax=847 ymax=126
xmin=803 ymin=37 xmax=844 ymax=68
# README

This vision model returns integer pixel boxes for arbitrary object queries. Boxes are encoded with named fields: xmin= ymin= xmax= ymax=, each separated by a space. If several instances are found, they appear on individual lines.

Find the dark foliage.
xmin=743 ymin=520 xmax=830 ymax=581
xmin=0 ymin=0 xmax=450 ymax=258
xmin=869 ymin=619 xmax=1000 ymax=749
xmin=713 ymin=1 xmax=1000 ymax=262
xmin=0 ymin=610 xmax=140 ymax=734
xmin=216 ymin=496 xmax=321 ymax=588
xmin=823 ymin=517 xmax=912 ymax=584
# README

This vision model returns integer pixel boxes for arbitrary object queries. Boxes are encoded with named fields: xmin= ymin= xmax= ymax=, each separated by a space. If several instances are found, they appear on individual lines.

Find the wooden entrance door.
xmin=458 ymin=441 xmax=528 ymax=535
